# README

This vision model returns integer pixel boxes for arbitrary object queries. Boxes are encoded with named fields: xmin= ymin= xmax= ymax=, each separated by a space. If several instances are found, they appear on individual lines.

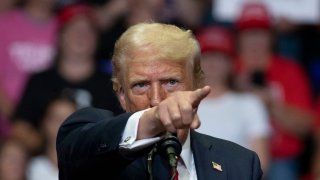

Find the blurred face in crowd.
xmin=126 ymin=0 xmax=165 ymax=26
xmin=61 ymin=16 xmax=97 ymax=58
xmin=238 ymin=29 xmax=272 ymax=71
xmin=201 ymin=52 xmax=232 ymax=85
xmin=0 ymin=141 xmax=27 ymax=180
xmin=43 ymin=99 xmax=77 ymax=144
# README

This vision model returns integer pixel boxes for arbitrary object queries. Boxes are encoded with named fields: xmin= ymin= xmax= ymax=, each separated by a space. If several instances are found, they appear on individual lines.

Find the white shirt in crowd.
xmin=27 ymin=156 xmax=58 ymax=180
xmin=197 ymin=92 xmax=270 ymax=149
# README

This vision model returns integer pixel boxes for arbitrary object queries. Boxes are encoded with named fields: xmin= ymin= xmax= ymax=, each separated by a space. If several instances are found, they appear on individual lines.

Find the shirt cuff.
xmin=119 ymin=109 xmax=161 ymax=151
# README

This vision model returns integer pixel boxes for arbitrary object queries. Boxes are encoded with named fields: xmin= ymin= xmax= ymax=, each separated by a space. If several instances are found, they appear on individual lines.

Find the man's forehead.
xmin=126 ymin=59 xmax=187 ymax=73
xmin=120 ymin=58 xmax=190 ymax=80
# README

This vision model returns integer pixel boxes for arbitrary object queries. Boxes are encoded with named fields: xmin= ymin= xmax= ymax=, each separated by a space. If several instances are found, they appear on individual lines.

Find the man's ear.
xmin=116 ymin=87 xmax=127 ymax=111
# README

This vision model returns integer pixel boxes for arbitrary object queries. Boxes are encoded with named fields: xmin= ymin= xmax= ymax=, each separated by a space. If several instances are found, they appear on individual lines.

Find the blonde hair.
xmin=111 ymin=22 xmax=204 ymax=91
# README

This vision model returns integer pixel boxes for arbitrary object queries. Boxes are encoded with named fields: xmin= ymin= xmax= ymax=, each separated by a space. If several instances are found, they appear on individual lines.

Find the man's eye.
xmin=167 ymin=79 xmax=178 ymax=85
xmin=163 ymin=79 xmax=179 ymax=89
xmin=132 ymin=82 xmax=149 ymax=94
xmin=134 ymin=82 xmax=146 ymax=88
xmin=163 ymin=79 xmax=179 ymax=92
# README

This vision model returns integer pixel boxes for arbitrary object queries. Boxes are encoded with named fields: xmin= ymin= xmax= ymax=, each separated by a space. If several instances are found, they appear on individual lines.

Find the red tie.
xmin=170 ymin=167 xmax=179 ymax=180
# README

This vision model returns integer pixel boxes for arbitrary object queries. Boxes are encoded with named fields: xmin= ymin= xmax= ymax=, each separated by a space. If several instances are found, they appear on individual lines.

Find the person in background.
xmin=234 ymin=2 xmax=314 ymax=180
xmin=57 ymin=22 xmax=263 ymax=180
xmin=12 ymin=4 xmax=123 ymax=154
xmin=0 ymin=138 xmax=28 ymax=180
xmin=93 ymin=0 xmax=166 ymax=74
xmin=195 ymin=26 xmax=270 ymax=172
xmin=0 ymin=0 xmax=57 ymax=139
xmin=171 ymin=0 xmax=211 ymax=30
xmin=26 ymin=92 xmax=77 ymax=180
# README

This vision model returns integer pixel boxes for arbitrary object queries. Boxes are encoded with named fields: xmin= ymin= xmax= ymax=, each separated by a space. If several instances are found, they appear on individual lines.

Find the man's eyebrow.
xmin=128 ymin=78 xmax=149 ymax=85
xmin=160 ymin=74 xmax=182 ymax=80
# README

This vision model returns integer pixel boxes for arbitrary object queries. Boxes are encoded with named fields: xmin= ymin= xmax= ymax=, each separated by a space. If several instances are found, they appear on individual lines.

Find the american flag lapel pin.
xmin=212 ymin=161 xmax=223 ymax=172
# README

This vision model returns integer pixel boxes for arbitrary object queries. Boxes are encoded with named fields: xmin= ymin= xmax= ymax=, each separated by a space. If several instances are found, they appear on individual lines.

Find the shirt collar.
xmin=180 ymin=130 xmax=194 ymax=174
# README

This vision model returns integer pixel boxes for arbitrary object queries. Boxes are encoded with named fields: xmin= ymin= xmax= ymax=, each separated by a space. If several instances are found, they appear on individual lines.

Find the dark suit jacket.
xmin=57 ymin=107 xmax=262 ymax=180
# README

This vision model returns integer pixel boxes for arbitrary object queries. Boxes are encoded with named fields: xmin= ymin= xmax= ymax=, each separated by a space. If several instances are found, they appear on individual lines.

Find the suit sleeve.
xmin=56 ymin=107 xmax=136 ymax=179
xmin=252 ymin=152 xmax=263 ymax=180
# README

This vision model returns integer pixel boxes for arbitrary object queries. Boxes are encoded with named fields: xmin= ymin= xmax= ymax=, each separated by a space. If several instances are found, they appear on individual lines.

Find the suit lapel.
xmin=191 ymin=130 xmax=228 ymax=180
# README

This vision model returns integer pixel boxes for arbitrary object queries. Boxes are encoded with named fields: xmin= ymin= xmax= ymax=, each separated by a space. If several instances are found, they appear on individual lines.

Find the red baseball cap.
xmin=236 ymin=2 xmax=271 ymax=31
xmin=58 ymin=4 xmax=96 ymax=28
xmin=196 ymin=26 xmax=234 ymax=56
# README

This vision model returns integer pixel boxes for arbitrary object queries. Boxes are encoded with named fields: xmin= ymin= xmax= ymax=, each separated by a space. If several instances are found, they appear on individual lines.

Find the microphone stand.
xmin=147 ymin=132 xmax=182 ymax=180
xmin=157 ymin=132 xmax=182 ymax=180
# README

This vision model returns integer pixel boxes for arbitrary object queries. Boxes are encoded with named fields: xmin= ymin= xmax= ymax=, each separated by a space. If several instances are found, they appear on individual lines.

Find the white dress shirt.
xmin=119 ymin=109 xmax=198 ymax=180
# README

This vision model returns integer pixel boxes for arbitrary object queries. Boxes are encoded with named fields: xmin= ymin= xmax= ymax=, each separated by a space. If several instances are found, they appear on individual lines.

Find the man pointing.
xmin=57 ymin=22 xmax=262 ymax=180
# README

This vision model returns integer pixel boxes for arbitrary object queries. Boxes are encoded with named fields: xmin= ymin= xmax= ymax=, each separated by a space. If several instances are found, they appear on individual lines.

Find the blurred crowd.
xmin=0 ymin=0 xmax=319 ymax=180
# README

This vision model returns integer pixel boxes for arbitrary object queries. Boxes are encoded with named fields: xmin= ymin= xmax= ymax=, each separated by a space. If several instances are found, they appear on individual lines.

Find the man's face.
xmin=117 ymin=51 xmax=194 ymax=112
xmin=61 ymin=17 xmax=97 ymax=57
xmin=238 ymin=29 xmax=272 ymax=70
xmin=238 ymin=29 xmax=271 ymax=53
xmin=201 ymin=52 xmax=232 ymax=84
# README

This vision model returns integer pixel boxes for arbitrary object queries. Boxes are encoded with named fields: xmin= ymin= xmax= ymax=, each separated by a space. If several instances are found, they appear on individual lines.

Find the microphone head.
xmin=157 ymin=132 xmax=182 ymax=159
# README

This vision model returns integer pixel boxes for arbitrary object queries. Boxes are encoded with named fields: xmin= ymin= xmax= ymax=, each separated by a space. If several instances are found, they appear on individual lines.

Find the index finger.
xmin=191 ymin=86 xmax=211 ymax=108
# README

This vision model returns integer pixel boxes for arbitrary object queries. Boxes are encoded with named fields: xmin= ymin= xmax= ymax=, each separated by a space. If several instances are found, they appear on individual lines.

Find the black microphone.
xmin=157 ymin=132 xmax=182 ymax=168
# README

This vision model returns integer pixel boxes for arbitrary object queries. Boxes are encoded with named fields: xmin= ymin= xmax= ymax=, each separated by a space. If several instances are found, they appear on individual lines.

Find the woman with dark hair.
xmin=12 ymin=4 xmax=123 ymax=154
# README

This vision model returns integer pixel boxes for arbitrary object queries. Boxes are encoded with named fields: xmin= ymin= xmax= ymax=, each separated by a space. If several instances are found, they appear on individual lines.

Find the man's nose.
xmin=149 ymin=84 xmax=165 ymax=107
